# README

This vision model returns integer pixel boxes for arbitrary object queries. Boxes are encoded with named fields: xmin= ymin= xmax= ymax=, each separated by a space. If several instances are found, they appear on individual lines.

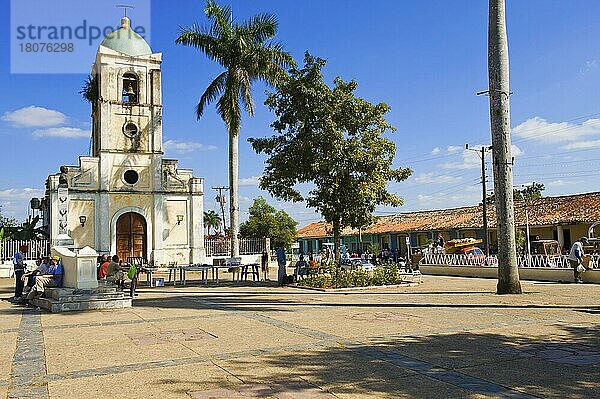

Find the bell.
xmin=125 ymin=84 xmax=135 ymax=97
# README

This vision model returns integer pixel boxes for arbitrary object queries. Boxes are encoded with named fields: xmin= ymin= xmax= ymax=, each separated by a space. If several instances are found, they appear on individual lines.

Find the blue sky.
xmin=1 ymin=0 xmax=600 ymax=227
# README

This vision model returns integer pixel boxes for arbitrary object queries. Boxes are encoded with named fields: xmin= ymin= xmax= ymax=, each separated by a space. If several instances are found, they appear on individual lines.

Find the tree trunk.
xmin=230 ymin=132 xmax=240 ymax=258
xmin=333 ymin=219 xmax=341 ymax=263
xmin=488 ymin=0 xmax=522 ymax=294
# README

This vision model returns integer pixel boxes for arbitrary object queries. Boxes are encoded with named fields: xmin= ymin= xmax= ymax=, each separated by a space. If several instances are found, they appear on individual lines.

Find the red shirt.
xmin=99 ymin=261 xmax=110 ymax=278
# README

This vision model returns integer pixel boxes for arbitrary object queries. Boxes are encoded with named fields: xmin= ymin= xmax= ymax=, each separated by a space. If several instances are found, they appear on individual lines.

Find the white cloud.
xmin=441 ymin=149 xmax=480 ymax=170
xmin=562 ymin=140 xmax=600 ymax=150
xmin=32 ymin=127 xmax=90 ymax=138
xmin=447 ymin=145 xmax=462 ymax=153
xmin=2 ymin=106 xmax=66 ymax=127
xmin=411 ymin=189 xmax=481 ymax=209
xmin=0 ymin=188 xmax=45 ymax=219
xmin=414 ymin=173 xmax=463 ymax=184
xmin=511 ymin=144 xmax=523 ymax=157
xmin=163 ymin=139 xmax=217 ymax=153
xmin=547 ymin=179 xmax=577 ymax=188
xmin=431 ymin=147 xmax=441 ymax=155
xmin=513 ymin=117 xmax=600 ymax=144
xmin=0 ymin=188 xmax=44 ymax=200
xmin=239 ymin=176 xmax=262 ymax=186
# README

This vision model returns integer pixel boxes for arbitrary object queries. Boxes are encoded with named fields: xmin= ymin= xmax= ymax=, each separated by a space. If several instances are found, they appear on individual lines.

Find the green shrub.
xmin=298 ymin=274 xmax=332 ymax=288
xmin=298 ymin=264 xmax=402 ymax=289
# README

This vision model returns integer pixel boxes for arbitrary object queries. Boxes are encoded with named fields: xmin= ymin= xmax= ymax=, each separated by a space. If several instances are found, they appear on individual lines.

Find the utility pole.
xmin=466 ymin=144 xmax=492 ymax=256
xmin=212 ymin=186 xmax=229 ymax=235
xmin=487 ymin=0 xmax=522 ymax=294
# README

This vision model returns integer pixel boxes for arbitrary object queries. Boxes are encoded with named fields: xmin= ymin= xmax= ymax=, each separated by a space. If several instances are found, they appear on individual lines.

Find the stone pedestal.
xmin=51 ymin=246 xmax=98 ymax=290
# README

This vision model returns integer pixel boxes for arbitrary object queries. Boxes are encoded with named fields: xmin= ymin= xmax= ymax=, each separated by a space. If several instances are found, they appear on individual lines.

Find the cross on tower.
xmin=116 ymin=4 xmax=135 ymax=17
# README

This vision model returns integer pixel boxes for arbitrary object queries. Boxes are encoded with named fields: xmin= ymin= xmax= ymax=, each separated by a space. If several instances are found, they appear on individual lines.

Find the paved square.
xmin=1 ymin=275 xmax=598 ymax=398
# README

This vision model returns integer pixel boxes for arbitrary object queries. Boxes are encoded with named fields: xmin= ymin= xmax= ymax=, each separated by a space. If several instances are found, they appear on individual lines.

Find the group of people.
xmin=97 ymin=254 xmax=126 ymax=286
xmin=9 ymin=245 xmax=63 ymax=305
xmin=97 ymin=254 xmax=139 ymax=296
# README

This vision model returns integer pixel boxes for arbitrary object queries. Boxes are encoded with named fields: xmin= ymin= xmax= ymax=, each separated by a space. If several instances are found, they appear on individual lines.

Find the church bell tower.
xmin=91 ymin=16 xmax=163 ymax=158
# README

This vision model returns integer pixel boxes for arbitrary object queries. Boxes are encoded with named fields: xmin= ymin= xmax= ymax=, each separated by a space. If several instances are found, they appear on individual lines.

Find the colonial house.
xmin=41 ymin=15 xmax=205 ymax=265
xmin=296 ymin=192 xmax=600 ymax=255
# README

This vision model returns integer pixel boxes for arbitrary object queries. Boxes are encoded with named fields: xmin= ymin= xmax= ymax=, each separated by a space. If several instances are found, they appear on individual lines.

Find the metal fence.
xmin=0 ymin=240 xmax=50 ymax=262
xmin=419 ymin=253 xmax=498 ymax=267
xmin=204 ymin=238 xmax=266 ymax=256
xmin=420 ymin=253 xmax=600 ymax=270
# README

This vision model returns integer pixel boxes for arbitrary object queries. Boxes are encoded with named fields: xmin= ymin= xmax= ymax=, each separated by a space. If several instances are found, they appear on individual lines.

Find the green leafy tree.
xmin=203 ymin=210 xmax=222 ymax=236
xmin=239 ymin=197 xmax=297 ymax=248
xmin=487 ymin=182 xmax=545 ymax=204
xmin=0 ymin=210 xmax=17 ymax=241
xmin=514 ymin=182 xmax=545 ymax=201
xmin=249 ymin=54 xmax=411 ymax=258
xmin=176 ymin=0 xmax=295 ymax=257
xmin=2 ymin=216 xmax=41 ymax=241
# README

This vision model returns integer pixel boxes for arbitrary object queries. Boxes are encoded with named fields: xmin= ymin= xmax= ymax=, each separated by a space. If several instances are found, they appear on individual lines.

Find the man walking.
xmin=11 ymin=244 xmax=28 ymax=300
xmin=568 ymin=237 xmax=589 ymax=283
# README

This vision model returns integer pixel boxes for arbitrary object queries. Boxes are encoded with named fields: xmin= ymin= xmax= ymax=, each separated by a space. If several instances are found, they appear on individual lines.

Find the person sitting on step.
xmin=21 ymin=256 xmax=49 ymax=295
xmin=106 ymin=255 xmax=125 ymax=288
xmin=18 ymin=257 xmax=63 ymax=304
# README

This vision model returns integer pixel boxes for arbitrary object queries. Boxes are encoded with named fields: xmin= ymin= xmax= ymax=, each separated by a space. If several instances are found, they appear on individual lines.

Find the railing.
xmin=420 ymin=253 xmax=600 ymax=270
xmin=0 ymin=239 xmax=50 ymax=261
xmin=420 ymin=253 xmax=498 ymax=267
xmin=204 ymin=238 xmax=266 ymax=256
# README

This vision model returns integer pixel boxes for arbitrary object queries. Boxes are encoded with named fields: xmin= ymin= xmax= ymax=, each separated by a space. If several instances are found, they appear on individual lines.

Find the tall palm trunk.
xmin=230 ymin=132 xmax=240 ymax=257
xmin=488 ymin=0 xmax=521 ymax=294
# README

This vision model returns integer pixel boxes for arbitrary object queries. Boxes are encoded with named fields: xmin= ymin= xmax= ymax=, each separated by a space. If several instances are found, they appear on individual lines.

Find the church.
xmin=41 ymin=15 xmax=205 ymax=265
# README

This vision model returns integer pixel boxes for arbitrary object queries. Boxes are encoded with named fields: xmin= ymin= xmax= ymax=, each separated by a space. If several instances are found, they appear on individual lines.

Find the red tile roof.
xmin=296 ymin=192 xmax=600 ymax=238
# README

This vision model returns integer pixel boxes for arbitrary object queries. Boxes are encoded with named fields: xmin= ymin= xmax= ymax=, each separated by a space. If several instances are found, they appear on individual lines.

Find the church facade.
xmin=42 ymin=16 xmax=205 ymax=265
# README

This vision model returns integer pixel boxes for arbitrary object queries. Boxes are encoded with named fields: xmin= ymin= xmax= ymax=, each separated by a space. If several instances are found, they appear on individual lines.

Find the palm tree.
xmin=488 ymin=0 xmax=521 ymax=294
xmin=176 ymin=0 xmax=295 ymax=257
xmin=203 ymin=210 xmax=222 ymax=236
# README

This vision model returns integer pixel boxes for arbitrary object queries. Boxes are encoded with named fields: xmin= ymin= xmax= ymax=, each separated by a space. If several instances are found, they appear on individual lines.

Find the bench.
xmin=240 ymin=263 xmax=260 ymax=281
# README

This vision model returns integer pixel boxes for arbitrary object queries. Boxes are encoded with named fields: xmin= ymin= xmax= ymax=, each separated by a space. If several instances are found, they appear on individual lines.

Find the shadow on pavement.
xmin=213 ymin=325 xmax=600 ymax=399
xmin=133 ymin=290 xmax=600 ymax=313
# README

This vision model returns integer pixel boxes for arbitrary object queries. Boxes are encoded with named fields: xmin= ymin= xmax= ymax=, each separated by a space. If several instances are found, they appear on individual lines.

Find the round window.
xmin=123 ymin=170 xmax=139 ymax=185
xmin=122 ymin=121 xmax=139 ymax=138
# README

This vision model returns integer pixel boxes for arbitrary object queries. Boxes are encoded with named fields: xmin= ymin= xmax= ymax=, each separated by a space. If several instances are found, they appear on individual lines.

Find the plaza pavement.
xmin=0 ymin=274 xmax=598 ymax=399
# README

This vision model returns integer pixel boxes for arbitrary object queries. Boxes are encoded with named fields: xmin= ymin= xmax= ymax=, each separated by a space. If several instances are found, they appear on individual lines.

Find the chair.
xmin=127 ymin=257 xmax=148 ymax=267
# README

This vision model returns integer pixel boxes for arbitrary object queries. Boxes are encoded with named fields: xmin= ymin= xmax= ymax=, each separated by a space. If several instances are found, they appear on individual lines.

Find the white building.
xmin=42 ymin=16 xmax=205 ymax=265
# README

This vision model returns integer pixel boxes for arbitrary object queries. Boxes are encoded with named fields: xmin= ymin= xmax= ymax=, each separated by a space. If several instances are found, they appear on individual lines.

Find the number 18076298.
xmin=19 ymin=42 xmax=74 ymax=52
